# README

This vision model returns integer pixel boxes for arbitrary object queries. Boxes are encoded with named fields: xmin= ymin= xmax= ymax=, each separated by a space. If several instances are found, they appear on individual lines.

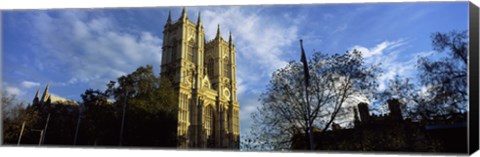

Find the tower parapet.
xmin=357 ymin=102 xmax=370 ymax=123
xmin=355 ymin=99 xmax=404 ymax=127
xmin=387 ymin=99 xmax=403 ymax=121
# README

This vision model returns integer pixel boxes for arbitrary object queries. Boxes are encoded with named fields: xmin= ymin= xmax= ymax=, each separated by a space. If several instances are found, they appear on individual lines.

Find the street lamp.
xmin=74 ymin=104 xmax=85 ymax=145
xmin=119 ymin=90 xmax=130 ymax=146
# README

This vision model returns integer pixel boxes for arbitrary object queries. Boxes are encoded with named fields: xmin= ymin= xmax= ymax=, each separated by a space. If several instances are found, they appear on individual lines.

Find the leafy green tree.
xmin=250 ymin=50 xmax=380 ymax=150
xmin=40 ymin=101 xmax=79 ymax=145
xmin=107 ymin=65 xmax=178 ymax=147
xmin=76 ymin=89 xmax=117 ymax=145
xmin=2 ymin=91 xmax=43 ymax=145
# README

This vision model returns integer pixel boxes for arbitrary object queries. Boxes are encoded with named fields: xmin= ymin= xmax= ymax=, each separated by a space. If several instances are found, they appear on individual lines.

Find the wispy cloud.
xmin=323 ymin=13 xmax=334 ymax=20
xmin=332 ymin=24 xmax=348 ymax=34
xmin=377 ymin=50 xmax=434 ymax=91
xmin=5 ymin=86 xmax=23 ymax=96
xmin=20 ymin=81 xmax=41 ymax=88
xmin=351 ymin=39 xmax=406 ymax=58
xmin=352 ymin=39 xmax=434 ymax=91
xmin=28 ymin=11 xmax=163 ymax=88
xmin=238 ymin=92 xmax=262 ymax=134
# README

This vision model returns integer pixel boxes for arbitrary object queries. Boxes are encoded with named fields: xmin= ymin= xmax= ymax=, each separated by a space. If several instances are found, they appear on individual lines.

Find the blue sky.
xmin=2 ymin=2 xmax=469 ymax=136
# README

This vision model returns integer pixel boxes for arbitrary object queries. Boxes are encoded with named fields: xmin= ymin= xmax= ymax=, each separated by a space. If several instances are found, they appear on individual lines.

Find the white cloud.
xmin=353 ymin=39 xmax=434 ymax=92
xmin=352 ymin=40 xmax=405 ymax=91
xmin=240 ymin=103 xmax=257 ymax=122
xmin=21 ymin=81 xmax=40 ymax=88
xmin=377 ymin=50 xmax=434 ymax=89
xmin=5 ymin=86 xmax=23 ymax=96
xmin=351 ymin=39 xmax=406 ymax=58
xmin=29 ymin=11 xmax=163 ymax=88
xmin=238 ymin=93 xmax=262 ymax=134
xmin=236 ymin=77 xmax=246 ymax=96
xmin=323 ymin=13 xmax=334 ymax=20
xmin=332 ymin=24 xmax=348 ymax=34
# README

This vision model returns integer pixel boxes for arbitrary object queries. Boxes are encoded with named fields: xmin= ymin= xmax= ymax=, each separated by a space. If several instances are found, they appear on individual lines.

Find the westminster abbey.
xmin=160 ymin=8 xmax=240 ymax=149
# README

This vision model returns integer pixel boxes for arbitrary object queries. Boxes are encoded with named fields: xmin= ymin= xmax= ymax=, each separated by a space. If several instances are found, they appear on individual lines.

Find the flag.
xmin=300 ymin=39 xmax=310 ymax=87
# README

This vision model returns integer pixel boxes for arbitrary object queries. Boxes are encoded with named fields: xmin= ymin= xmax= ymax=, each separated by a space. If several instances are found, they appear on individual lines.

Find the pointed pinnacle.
xmin=197 ymin=11 xmax=201 ymax=24
xmin=167 ymin=10 xmax=172 ymax=23
xmin=40 ymin=83 xmax=50 ymax=102
xmin=181 ymin=7 xmax=187 ymax=20
xmin=34 ymin=88 xmax=40 ymax=98
xmin=44 ymin=83 xmax=50 ymax=94
xmin=216 ymin=24 xmax=221 ymax=39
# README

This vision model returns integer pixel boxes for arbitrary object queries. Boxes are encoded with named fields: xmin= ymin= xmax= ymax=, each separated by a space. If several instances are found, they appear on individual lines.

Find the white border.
xmin=0 ymin=0 xmax=477 ymax=157
xmin=0 ymin=0 xmax=473 ymax=10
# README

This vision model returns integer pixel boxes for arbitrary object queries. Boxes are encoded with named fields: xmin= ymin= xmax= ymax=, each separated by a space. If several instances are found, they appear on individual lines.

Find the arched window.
xmin=170 ymin=45 xmax=177 ymax=62
xmin=170 ymin=47 xmax=175 ymax=62
xmin=223 ymin=57 xmax=229 ymax=76
xmin=187 ymin=40 xmax=195 ymax=62
xmin=165 ymin=47 xmax=170 ymax=63
xmin=205 ymin=105 xmax=215 ymax=137
xmin=207 ymin=58 xmax=214 ymax=79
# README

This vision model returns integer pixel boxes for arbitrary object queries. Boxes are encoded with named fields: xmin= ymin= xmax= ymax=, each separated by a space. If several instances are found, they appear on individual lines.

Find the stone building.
xmin=32 ymin=84 xmax=79 ymax=107
xmin=160 ymin=7 xmax=240 ymax=148
xmin=291 ymin=99 xmax=467 ymax=153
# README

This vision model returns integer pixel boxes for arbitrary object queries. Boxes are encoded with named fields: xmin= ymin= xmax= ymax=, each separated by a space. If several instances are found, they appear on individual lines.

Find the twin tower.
xmin=160 ymin=7 xmax=240 ymax=148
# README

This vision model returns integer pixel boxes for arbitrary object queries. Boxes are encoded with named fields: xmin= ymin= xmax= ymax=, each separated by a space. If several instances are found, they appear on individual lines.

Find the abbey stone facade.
xmin=160 ymin=8 xmax=240 ymax=148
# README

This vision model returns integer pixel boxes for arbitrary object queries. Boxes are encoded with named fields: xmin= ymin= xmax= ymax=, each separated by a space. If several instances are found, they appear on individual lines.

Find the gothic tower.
xmin=160 ymin=7 xmax=240 ymax=149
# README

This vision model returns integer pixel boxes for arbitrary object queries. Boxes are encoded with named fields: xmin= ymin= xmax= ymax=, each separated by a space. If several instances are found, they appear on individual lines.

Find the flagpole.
xmin=300 ymin=39 xmax=314 ymax=150
xmin=305 ymin=79 xmax=314 ymax=150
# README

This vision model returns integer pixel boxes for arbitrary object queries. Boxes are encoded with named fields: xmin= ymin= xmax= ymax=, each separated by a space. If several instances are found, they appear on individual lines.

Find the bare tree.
xmin=249 ymin=50 xmax=380 ymax=150
xmin=416 ymin=30 xmax=468 ymax=118
xmin=376 ymin=30 xmax=468 ymax=121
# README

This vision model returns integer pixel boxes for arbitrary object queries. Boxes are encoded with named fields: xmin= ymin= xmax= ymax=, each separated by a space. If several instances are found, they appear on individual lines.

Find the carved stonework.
xmin=160 ymin=7 xmax=239 ymax=149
